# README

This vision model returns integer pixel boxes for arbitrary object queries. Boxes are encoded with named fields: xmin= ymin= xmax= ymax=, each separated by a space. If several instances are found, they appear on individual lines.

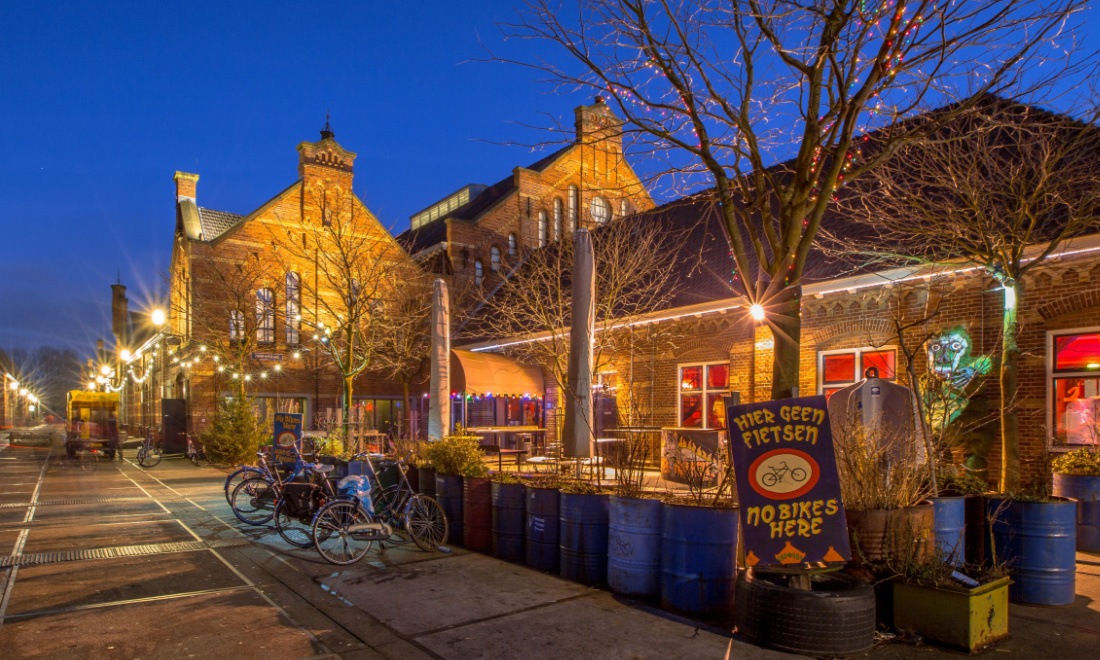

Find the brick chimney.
xmin=575 ymin=95 xmax=622 ymax=148
xmin=174 ymin=171 xmax=199 ymax=203
xmin=297 ymin=119 xmax=356 ymax=190
xmin=111 ymin=282 xmax=130 ymax=347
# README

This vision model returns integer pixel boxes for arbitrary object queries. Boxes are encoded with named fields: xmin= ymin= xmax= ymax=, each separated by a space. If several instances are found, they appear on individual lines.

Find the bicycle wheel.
xmin=274 ymin=500 xmax=314 ymax=548
xmin=313 ymin=500 xmax=375 ymax=565
xmin=405 ymin=494 xmax=449 ymax=551
xmin=225 ymin=468 xmax=265 ymax=505
xmin=230 ymin=477 xmax=276 ymax=525
xmin=139 ymin=445 xmax=162 ymax=468
xmin=371 ymin=486 xmax=412 ymax=545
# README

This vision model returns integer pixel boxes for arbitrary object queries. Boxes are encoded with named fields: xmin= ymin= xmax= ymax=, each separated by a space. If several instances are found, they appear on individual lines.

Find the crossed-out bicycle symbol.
xmin=759 ymin=460 xmax=808 ymax=488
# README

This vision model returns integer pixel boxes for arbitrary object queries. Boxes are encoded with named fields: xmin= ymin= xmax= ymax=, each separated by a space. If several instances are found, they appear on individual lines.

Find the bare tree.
xmin=497 ymin=0 xmax=1086 ymax=399
xmin=270 ymin=188 xmax=418 ymax=431
xmin=467 ymin=216 xmax=684 ymax=433
xmin=833 ymin=101 xmax=1100 ymax=490
xmin=373 ymin=276 xmax=433 ymax=437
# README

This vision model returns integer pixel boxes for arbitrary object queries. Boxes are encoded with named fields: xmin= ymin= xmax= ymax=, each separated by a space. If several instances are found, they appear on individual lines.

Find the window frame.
xmin=507 ymin=232 xmax=518 ymax=256
xmin=490 ymin=245 xmax=502 ymax=272
xmin=256 ymin=288 xmax=275 ymax=345
xmin=816 ymin=346 xmax=897 ymax=399
xmin=474 ymin=260 xmax=484 ymax=287
xmin=553 ymin=199 xmax=563 ymax=241
xmin=1047 ymin=326 xmax=1100 ymax=449
xmin=285 ymin=272 xmax=300 ymax=346
xmin=676 ymin=361 xmax=732 ymax=430
xmin=538 ymin=211 xmax=547 ymax=247
xmin=591 ymin=196 xmax=612 ymax=223
xmin=567 ymin=185 xmax=578 ymax=233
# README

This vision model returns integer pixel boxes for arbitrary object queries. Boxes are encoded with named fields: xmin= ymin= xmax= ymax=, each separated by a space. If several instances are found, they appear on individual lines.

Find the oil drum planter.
xmin=985 ymin=495 xmax=1077 ymax=605
xmin=1052 ymin=449 xmax=1100 ymax=551
xmin=525 ymin=485 xmax=560 ymax=573
xmin=893 ymin=576 xmax=1009 ymax=651
xmin=491 ymin=477 xmax=526 ymax=562
xmin=607 ymin=495 xmax=663 ymax=597
xmin=463 ymin=475 xmax=493 ymax=553
xmin=435 ymin=473 xmax=464 ymax=546
xmin=418 ymin=466 xmax=437 ymax=497
xmin=559 ymin=485 xmax=611 ymax=585
xmin=660 ymin=501 xmax=739 ymax=616
xmin=845 ymin=502 xmax=935 ymax=565
xmin=422 ymin=434 xmax=488 ymax=549
xmin=930 ymin=496 xmax=966 ymax=565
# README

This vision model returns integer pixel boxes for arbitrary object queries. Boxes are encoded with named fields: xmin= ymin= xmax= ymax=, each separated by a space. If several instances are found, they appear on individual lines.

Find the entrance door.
xmin=162 ymin=399 xmax=187 ymax=454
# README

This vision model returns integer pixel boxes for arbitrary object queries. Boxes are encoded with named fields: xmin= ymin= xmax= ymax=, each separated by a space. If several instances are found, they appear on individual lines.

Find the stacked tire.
xmin=735 ymin=569 xmax=875 ymax=657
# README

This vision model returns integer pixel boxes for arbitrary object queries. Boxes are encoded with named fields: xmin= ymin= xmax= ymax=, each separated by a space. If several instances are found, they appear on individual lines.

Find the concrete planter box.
xmin=893 ymin=576 xmax=1009 ymax=651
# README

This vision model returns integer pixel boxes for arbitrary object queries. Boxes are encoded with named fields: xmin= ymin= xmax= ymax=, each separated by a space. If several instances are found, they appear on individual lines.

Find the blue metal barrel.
xmin=1053 ymin=474 xmax=1100 ymax=552
xmin=560 ymin=492 xmax=610 ymax=585
xmin=931 ymin=496 xmax=966 ymax=565
xmin=525 ymin=486 xmax=560 ymax=572
xmin=661 ymin=503 xmax=739 ymax=615
xmin=492 ymin=482 xmax=526 ymax=562
xmin=417 ymin=467 xmax=437 ymax=498
xmin=435 ymin=473 xmax=464 ymax=547
xmin=986 ymin=497 xmax=1077 ymax=606
xmin=607 ymin=496 xmax=663 ymax=597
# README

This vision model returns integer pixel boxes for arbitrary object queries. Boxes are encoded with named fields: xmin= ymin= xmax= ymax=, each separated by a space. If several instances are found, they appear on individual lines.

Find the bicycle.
xmin=224 ymin=451 xmax=306 ymax=505
xmin=186 ymin=434 xmax=206 ymax=466
xmin=760 ymin=461 xmax=807 ymax=488
xmin=311 ymin=451 xmax=448 ymax=564
xmin=136 ymin=428 xmax=162 ymax=468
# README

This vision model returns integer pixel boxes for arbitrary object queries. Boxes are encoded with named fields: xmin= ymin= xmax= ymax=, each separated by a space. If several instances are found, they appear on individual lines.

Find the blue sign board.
xmin=272 ymin=412 xmax=303 ymax=465
xmin=724 ymin=395 xmax=851 ymax=567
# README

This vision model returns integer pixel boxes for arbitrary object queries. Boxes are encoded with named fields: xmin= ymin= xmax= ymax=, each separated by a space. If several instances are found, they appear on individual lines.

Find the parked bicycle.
xmin=224 ymin=450 xmax=310 ymax=505
xmin=186 ymin=433 xmax=206 ymax=466
xmin=311 ymin=451 xmax=448 ymax=564
xmin=136 ymin=428 xmax=162 ymax=468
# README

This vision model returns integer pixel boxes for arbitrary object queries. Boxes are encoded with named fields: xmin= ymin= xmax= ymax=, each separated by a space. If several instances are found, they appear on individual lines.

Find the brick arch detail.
xmin=676 ymin=338 xmax=735 ymax=362
xmin=812 ymin=318 xmax=894 ymax=349
xmin=1037 ymin=289 xmax=1100 ymax=321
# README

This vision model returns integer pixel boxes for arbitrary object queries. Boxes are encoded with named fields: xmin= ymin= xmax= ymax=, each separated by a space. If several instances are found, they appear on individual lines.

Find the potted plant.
xmin=931 ymin=468 xmax=989 ymax=565
xmin=491 ymin=472 xmax=526 ymax=562
xmin=659 ymin=440 xmax=738 ymax=616
xmin=607 ymin=432 xmax=663 ymax=598
xmin=984 ymin=491 xmax=1076 ymax=605
xmin=1052 ymin=448 xmax=1100 ymax=552
xmin=559 ymin=479 xmax=612 ymax=585
xmin=314 ymin=431 xmax=350 ymax=478
xmin=423 ymin=432 xmax=486 ymax=547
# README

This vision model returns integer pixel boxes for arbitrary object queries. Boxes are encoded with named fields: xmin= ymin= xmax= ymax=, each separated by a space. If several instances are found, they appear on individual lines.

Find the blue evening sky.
xmin=1 ymin=1 xmax=1097 ymax=355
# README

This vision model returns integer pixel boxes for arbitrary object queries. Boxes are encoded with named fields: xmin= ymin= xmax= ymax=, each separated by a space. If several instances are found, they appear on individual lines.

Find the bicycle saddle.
xmin=310 ymin=463 xmax=334 ymax=473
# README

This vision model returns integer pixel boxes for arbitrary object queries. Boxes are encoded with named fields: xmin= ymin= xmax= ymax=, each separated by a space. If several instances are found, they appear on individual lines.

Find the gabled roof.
xmin=396 ymin=145 xmax=574 ymax=253
xmin=198 ymin=208 xmax=244 ymax=242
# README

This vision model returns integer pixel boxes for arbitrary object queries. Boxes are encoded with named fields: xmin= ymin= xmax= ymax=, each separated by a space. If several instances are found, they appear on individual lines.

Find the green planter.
xmin=893 ymin=576 xmax=1009 ymax=651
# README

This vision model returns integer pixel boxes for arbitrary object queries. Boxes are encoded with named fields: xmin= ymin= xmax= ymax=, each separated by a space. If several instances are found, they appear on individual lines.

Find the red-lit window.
xmin=818 ymin=347 xmax=897 ymax=401
xmin=1052 ymin=331 xmax=1100 ymax=446
xmin=679 ymin=363 xmax=731 ymax=429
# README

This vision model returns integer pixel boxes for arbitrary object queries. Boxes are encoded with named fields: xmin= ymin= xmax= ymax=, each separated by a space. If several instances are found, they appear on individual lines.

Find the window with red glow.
xmin=679 ymin=362 xmax=730 ymax=429
xmin=707 ymin=393 xmax=727 ymax=429
xmin=681 ymin=394 xmax=702 ymax=427
xmin=822 ymin=353 xmax=856 ymax=384
xmin=707 ymin=364 xmax=729 ymax=389
xmin=1054 ymin=333 xmax=1100 ymax=372
xmin=681 ymin=366 xmax=702 ymax=391
xmin=862 ymin=350 xmax=896 ymax=379
xmin=818 ymin=348 xmax=897 ymax=396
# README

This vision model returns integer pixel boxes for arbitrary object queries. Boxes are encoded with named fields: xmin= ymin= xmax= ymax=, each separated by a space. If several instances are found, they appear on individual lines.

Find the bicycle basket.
xmin=281 ymin=482 xmax=322 ymax=519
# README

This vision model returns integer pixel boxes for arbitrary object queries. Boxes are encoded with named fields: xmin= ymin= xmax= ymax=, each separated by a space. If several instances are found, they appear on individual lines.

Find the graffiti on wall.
xmin=923 ymin=327 xmax=992 ymax=431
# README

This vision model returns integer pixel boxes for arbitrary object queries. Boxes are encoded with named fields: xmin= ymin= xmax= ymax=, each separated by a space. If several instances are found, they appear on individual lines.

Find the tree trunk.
xmin=342 ymin=373 xmax=354 ymax=440
xmin=770 ymin=286 xmax=802 ymax=401
xmin=1000 ymin=280 xmax=1021 ymax=492
xmin=401 ymin=379 xmax=410 ymax=439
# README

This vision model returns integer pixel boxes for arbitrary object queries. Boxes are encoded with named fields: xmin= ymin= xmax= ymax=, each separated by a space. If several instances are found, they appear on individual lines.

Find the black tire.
xmin=230 ymin=477 xmax=276 ymax=525
xmin=274 ymin=500 xmax=314 ymax=548
xmin=139 ymin=445 xmax=162 ymax=468
xmin=225 ymin=467 xmax=265 ymax=505
xmin=405 ymin=494 xmax=448 ymax=551
xmin=735 ymin=569 xmax=875 ymax=657
xmin=312 ymin=500 xmax=375 ymax=565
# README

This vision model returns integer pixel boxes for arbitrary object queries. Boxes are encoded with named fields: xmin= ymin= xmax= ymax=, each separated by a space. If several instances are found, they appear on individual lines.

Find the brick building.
xmin=116 ymin=125 xmax=420 ymax=436
xmin=397 ymin=97 xmax=656 ymax=290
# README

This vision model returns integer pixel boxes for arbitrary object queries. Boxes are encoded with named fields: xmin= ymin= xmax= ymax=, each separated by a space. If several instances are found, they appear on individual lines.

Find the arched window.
xmin=474 ymin=260 xmax=484 ymax=287
xmin=553 ymin=199 xmax=563 ymax=241
xmin=256 ymin=288 xmax=274 ymax=344
xmin=285 ymin=272 xmax=300 ymax=345
xmin=538 ymin=211 xmax=547 ymax=247
xmin=490 ymin=245 xmax=502 ymax=272
xmin=507 ymin=233 xmax=517 ymax=256
xmin=591 ymin=196 xmax=612 ymax=224
xmin=620 ymin=198 xmax=629 ymax=218
xmin=567 ymin=185 xmax=578 ymax=233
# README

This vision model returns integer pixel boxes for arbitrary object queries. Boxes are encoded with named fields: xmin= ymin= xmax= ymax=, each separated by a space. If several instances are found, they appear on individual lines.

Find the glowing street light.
xmin=151 ymin=309 xmax=167 ymax=327
xmin=120 ymin=349 xmax=131 ymax=361
xmin=749 ymin=303 xmax=766 ymax=321
xmin=19 ymin=388 xmax=27 ymax=397
xmin=100 ymin=365 xmax=112 ymax=376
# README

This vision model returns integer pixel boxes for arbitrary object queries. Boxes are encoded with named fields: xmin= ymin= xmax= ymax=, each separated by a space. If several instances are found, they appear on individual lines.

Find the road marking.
xmin=2 ymin=585 xmax=255 ymax=621
xmin=0 ymin=452 xmax=49 ymax=631
xmin=117 ymin=465 xmax=172 ymax=514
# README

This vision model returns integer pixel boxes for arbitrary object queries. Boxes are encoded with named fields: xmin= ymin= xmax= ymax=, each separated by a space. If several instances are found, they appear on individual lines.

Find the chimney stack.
xmin=574 ymin=95 xmax=622 ymax=147
xmin=111 ymin=282 xmax=130 ymax=347
xmin=174 ymin=171 xmax=199 ymax=203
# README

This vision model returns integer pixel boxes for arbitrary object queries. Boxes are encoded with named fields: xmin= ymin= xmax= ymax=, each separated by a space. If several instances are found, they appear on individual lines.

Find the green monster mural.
xmin=922 ymin=327 xmax=993 ymax=473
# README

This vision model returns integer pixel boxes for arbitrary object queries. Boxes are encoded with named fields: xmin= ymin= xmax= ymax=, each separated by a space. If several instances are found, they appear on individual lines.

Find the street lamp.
xmin=151 ymin=309 xmax=166 ymax=327
xmin=749 ymin=303 xmax=766 ymax=321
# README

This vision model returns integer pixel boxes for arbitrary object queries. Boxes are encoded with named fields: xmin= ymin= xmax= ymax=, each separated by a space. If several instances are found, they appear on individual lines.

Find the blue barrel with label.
xmin=492 ymin=481 xmax=526 ymax=562
xmin=435 ymin=473 xmax=464 ymax=547
xmin=525 ymin=486 xmax=560 ymax=572
xmin=1053 ymin=473 xmax=1100 ymax=552
xmin=661 ymin=503 xmax=739 ymax=615
xmin=607 ymin=496 xmax=663 ymax=597
xmin=560 ymin=492 xmax=610 ymax=585
xmin=986 ymin=496 xmax=1076 ymax=605
xmin=931 ymin=496 xmax=966 ymax=565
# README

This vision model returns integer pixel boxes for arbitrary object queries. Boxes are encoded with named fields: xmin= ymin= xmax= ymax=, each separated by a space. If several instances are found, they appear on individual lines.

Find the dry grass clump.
xmin=833 ymin=416 xmax=931 ymax=511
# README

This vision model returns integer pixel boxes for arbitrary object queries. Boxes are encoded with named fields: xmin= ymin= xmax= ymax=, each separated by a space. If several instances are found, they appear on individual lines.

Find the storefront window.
xmin=818 ymin=347 xmax=896 ymax=401
xmin=679 ymin=363 xmax=730 ymax=429
xmin=1052 ymin=331 xmax=1100 ymax=445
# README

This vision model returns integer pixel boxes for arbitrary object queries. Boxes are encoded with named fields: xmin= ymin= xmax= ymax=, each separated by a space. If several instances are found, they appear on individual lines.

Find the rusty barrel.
xmin=463 ymin=476 xmax=492 ymax=552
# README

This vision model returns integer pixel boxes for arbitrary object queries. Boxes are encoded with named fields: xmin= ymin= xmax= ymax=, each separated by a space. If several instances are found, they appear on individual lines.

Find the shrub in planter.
xmin=424 ymin=433 xmax=486 ymax=547
xmin=491 ymin=473 xmax=526 ymax=562
xmin=985 ymin=494 xmax=1077 ymax=605
xmin=559 ymin=481 xmax=611 ymax=585
xmin=1052 ymin=448 xmax=1100 ymax=552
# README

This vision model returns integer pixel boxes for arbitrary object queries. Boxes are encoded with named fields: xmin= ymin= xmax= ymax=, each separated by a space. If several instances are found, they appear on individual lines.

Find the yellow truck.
xmin=66 ymin=391 xmax=120 ymax=459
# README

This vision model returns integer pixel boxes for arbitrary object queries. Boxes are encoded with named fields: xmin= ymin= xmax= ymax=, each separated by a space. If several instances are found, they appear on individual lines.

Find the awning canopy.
xmin=450 ymin=349 xmax=544 ymax=397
